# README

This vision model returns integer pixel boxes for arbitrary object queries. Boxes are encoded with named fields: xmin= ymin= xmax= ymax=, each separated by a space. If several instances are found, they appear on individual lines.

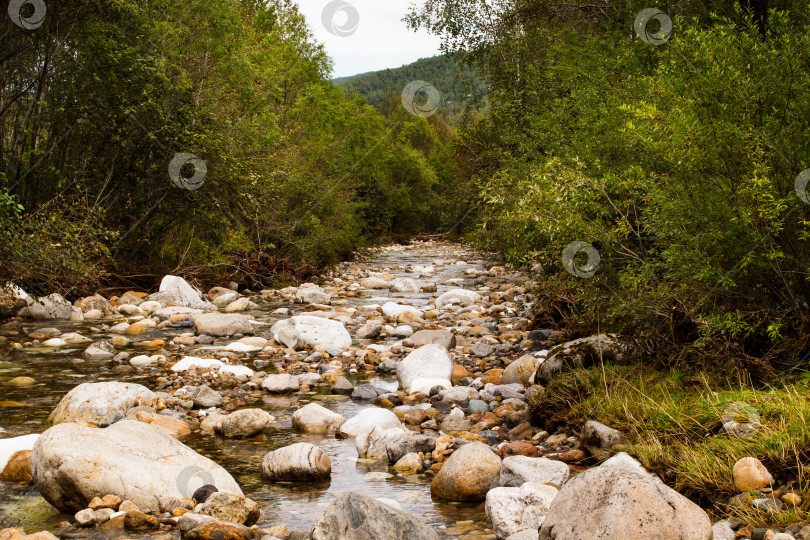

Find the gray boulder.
xmin=150 ymin=275 xmax=215 ymax=309
xmin=311 ymin=491 xmax=444 ymax=540
xmin=181 ymin=385 xmax=223 ymax=408
xmin=389 ymin=278 xmax=422 ymax=293
xmin=536 ymin=334 xmax=634 ymax=383
xmin=221 ymin=409 xmax=272 ymax=438
xmin=28 ymin=293 xmax=76 ymax=320
xmin=580 ymin=420 xmax=626 ymax=461
xmin=499 ymin=456 xmax=570 ymax=488
xmin=538 ymin=453 xmax=712 ymax=540
xmin=194 ymin=313 xmax=253 ymax=337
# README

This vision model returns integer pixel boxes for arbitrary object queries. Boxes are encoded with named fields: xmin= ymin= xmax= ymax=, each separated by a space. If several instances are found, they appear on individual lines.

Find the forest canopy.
xmin=0 ymin=0 xmax=459 ymax=293
xmin=406 ymin=0 xmax=810 ymax=369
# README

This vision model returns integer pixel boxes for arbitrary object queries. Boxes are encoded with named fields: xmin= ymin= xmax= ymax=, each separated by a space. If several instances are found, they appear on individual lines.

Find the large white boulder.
xmin=486 ymin=482 xmax=559 ymax=539
xmin=340 ymin=408 xmax=402 ymax=437
xmin=26 ymin=293 xmax=77 ymax=320
xmin=409 ymin=378 xmax=451 ymax=395
xmin=381 ymin=302 xmax=423 ymax=319
xmin=31 ymin=420 xmax=242 ymax=513
xmin=48 ymin=382 xmax=156 ymax=426
xmin=396 ymin=344 xmax=453 ymax=392
xmin=538 ymin=453 xmax=712 ymax=540
xmin=436 ymin=289 xmax=481 ymax=308
xmin=271 ymin=315 xmax=351 ymax=350
xmin=150 ymin=275 xmax=215 ymax=309
xmin=355 ymin=425 xmax=407 ymax=460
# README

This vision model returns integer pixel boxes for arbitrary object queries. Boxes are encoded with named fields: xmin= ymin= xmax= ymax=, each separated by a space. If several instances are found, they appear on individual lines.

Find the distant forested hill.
xmin=334 ymin=55 xmax=488 ymax=117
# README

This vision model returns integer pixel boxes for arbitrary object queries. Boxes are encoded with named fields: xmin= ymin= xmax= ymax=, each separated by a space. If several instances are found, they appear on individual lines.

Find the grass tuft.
xmin=530 ymin=364 xmax=810 ymax=525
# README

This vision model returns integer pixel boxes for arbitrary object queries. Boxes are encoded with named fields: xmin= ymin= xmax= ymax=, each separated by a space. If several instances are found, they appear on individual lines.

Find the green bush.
xmin=451 ymin=8 xmax=810 ymax=364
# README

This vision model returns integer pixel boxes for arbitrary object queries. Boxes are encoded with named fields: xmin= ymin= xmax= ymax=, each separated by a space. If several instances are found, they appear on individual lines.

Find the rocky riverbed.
xmin=0 ymin=240 xmax=805 ymax=540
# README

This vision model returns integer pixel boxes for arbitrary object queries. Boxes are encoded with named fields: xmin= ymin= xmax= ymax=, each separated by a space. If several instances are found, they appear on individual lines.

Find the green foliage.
xmin=333 ymin=54 xmax=488 ymax=118
xmin=0 ymin=0 xmax=457 ymax=293
xmin=409 ymin=0 xmax=810 ymax=362
xmin=0 ymin=188 xmax=112 ymax=293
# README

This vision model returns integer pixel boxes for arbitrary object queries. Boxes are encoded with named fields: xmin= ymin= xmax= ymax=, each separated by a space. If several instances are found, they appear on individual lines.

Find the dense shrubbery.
xmin=409 ymin=0 xmax=810 ymax=368
xmin=0 ymin=0 xmax=458 ymax=294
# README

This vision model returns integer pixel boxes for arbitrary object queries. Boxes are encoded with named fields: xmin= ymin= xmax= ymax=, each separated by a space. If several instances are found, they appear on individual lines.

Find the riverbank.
xmin=0 ymin=240 xmax=807 ymax=540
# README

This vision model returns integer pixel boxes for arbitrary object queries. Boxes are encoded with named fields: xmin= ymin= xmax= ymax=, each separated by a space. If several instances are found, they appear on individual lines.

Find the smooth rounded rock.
xmin=733 ymin=457 xmax=773 ymax=492
xmin=292 ymin=403 xmax=345 ymax=433
xmin=48 ymin=382 xmax=155 ymax=426
xmin=221 ymin=409 xmax=272 ymax=438
xmin=431 ymin=442 xmax=501 ymax=501
xmin=436 ymin=289 xmax=481 ymax=308
xmin=261 ymin=443 xmax=331 ymax=482
xmin=502 ymin=355 xmax=538 ymax=386
xmin=194 ymin=313 xmax=253 ymax=337
xmin=31 ymin=420 xmax=242 ymax=513
xmin=271 ymin=315 xmax=351 ymax=350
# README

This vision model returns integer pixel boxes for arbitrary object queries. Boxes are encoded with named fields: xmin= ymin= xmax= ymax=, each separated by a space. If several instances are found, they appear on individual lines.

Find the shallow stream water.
xmin=0 ymin=243 xmax=497 ymax=539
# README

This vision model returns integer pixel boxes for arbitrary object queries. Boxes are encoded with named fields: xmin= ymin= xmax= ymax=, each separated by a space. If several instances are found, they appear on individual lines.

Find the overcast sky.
xmin=296 ymin=0 xmax=443 ymax=78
